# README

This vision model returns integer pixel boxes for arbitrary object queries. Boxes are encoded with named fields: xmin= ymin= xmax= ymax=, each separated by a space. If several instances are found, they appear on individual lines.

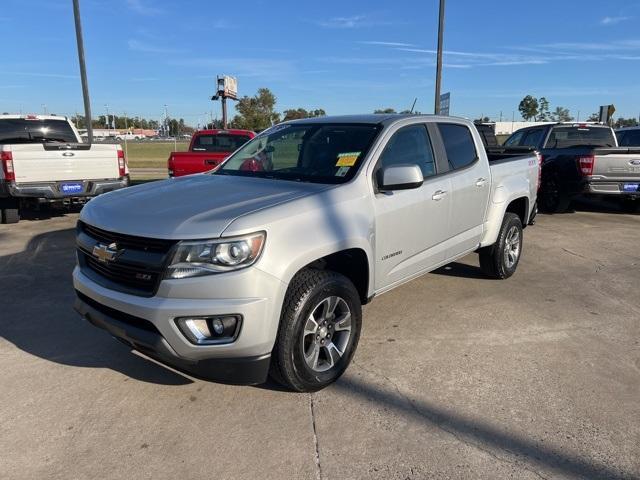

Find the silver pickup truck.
xmin=73 ymin=114 xmax=539 ymax=391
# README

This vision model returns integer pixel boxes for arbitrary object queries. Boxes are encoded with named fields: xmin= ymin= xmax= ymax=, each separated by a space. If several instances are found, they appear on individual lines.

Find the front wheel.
xmin=479 ymin=212 xmax=523 ymax=279
xmin=270 ymin=269 xmax=362 ymax=392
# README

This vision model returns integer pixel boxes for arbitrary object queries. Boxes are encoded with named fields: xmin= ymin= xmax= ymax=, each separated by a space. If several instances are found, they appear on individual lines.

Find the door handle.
xmin=432 ymin=190 xmax=447 ymax=201
xmin=205 ymin=159 xmax=218 ymax=165
xmin=475 ymin=177 xmax=487 ymax=187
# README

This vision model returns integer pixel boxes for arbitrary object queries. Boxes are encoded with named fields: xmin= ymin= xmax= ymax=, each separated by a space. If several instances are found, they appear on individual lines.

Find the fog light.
xmin=176 ymin=315 xmax=241 ymax=345
xmin=211 ymin=318 xmax=225 ymax=335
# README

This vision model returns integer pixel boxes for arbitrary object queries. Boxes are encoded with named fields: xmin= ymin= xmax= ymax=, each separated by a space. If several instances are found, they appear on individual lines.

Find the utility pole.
xmin=105 ymin=104 xmax=110 ymax=136
xmin=73 ymin=0 xmax=93 ymax=143
xmin=434 ymin=0 xmax=446 ymax=114
xmin=123 ymin=111 xmax=129 ymax=158
xmin=577 ymin=110 xmax=580 ymax=122
xmin=42 ymin=104 xmax=47 ymax=115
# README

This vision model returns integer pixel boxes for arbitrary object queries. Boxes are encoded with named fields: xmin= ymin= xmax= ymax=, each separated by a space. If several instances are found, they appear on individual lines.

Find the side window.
xmin=522 ymin=128 xmax=545 ymax=148
xmin=437 ymin=123 xmax=478 ymax=170
xmin=504 ymin=130 xmax=525 ymax=146
xmin=378 ymin=125 xmax=436 ymax=178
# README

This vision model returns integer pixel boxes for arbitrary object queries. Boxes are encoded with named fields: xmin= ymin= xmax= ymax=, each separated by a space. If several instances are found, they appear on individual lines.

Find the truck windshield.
xmin=192 ymin=134 xmax=252 ymax=153
xmin=0 ymin=118 xmax=78 ymax=144
xmin=544 ymin=126 xmax=616 ymax=148
xmin=214 ymin=123 xmax=380 ymax=184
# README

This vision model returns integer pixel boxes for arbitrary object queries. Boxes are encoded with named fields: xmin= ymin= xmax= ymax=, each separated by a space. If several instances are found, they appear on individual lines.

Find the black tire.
xmin=270 ymin=268 xmax=362 ymax=392
xmin=539 ymin=172 xmax=570 ymax=213
xmin=1 ymin=207 xmax=19 ymax=224
xmin=479 ymin=212 xmax=523 ymax=279
xmin=620 ymin=198 xmax=640 ymax=213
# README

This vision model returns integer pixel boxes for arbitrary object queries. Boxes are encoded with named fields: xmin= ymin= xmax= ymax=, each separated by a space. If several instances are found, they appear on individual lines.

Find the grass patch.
xmin=121 ymin=141 xmax=189 ymax=168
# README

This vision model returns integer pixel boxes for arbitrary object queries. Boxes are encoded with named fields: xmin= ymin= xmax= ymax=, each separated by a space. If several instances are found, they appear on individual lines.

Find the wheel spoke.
xmin=305 ymin=343 xmax=321 ymax=370
xmin=324 ymin=342 xmax=343 ymax=367
xmin=322 ymin=296 xmax=339 ymax=318
xmin=334 ymin=311 xmax=352 ymax=332
xmin=304 ymin=316 xmax=319 ymax=338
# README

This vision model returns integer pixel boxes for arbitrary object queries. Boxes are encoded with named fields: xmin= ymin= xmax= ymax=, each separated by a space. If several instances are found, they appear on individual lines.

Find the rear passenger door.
xmin=435 ymin=123 xmax=491 ymax=259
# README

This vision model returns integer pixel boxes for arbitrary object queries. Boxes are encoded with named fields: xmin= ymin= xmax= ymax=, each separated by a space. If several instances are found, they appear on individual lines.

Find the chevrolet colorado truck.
xmin=505 ymin=122 xmax=640 ymax=212
xmin=73 ymin=114 xmax=539 ymax=392
xmin=0 ymin=115 xmax=129 ymax=223
xmin=168 ymin=129 xmax=255 ymax=177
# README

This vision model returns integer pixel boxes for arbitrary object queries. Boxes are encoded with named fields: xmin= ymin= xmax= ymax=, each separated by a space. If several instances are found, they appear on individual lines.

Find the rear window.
xmin=0 ymin=118 xmax=78 ymax=144
xmin=192 ymin=134 xmax=251 ymax=153
xmin=617 ymin=129 xmax=640 ymax=147
xmin=544 ymin=126 xmax=616 ymax=148
xmin=437 ymin=123 xmax=478 ymax=170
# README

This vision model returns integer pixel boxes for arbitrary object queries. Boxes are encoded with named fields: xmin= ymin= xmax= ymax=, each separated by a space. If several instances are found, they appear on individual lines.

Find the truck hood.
xmin=80 ymin=174 xmax=332 ymax=239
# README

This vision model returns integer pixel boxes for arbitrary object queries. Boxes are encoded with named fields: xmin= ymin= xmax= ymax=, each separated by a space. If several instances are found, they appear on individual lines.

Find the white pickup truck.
xmin=73 ymin=114 xmax=539 ymax=392
xmin=0 ymin=115 xmax=129 ymax=223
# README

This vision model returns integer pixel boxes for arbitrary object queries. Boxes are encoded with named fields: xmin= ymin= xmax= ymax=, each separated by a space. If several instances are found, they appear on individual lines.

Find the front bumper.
xmin=2 ymin=177 xmax=129 ymax=199
xmin=72 ymin=265 xmax=287 ymax=384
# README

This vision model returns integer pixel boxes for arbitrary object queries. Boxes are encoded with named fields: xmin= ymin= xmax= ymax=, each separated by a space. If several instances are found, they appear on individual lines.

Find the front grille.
xmin=80 ymin=221 xmax=175 ymax=254
xmin=77 ymin=221 xmax=178 ymax=296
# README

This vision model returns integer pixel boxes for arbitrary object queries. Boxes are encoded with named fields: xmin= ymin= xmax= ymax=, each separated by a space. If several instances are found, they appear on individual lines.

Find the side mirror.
xmin=377 ymin=164 xmax=424 ymax=191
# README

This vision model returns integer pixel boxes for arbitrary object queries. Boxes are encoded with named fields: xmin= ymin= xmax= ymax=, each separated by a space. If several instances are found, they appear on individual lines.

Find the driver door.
xmin=373 ymin=124 xmax=452 ymax=291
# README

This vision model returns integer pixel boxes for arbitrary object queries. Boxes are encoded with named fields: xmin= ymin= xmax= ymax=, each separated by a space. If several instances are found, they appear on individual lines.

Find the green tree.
xmin=537 ymin=97 xmax=550 ymax=121
xmin=374 ymin=108 xmax=397 ymax=114
xmin=475 ymin=116 xmax=490 ymax=123
xmin=614 ymin=117 xmax=639 ymax=128
xmin=232 ymin=88 xmax=280 ymax=131
xmin=551 ymin=106 xmax=573 ymax=122
xmin=587 ymin=112 xmax=600 ymax=122
xmin=282 ymin=108 xmax=326 ymax=121
xmin=518 ymin=95 xmax=539 ymax=121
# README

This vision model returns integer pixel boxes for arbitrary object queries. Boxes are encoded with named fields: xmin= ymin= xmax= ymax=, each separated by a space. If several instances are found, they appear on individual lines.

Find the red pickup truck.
xmin=168 ymin=129 xmax=255 ymax=177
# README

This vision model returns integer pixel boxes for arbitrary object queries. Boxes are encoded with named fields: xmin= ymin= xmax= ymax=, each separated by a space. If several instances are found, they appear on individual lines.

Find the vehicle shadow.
xmin=431 ymin=261 xmax=488 ymax=280
xmin=18 ymin=204 xmax=84 ymax=222
xmin=334 ymin=375 xmax=635 ymax=480
xmin=0 ymin=227 xmax=191 ymax=385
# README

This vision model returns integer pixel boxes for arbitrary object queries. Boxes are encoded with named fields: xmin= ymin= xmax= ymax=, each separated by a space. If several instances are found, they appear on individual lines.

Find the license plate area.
xmin=60 ymin=182 xmax=84 ymax=195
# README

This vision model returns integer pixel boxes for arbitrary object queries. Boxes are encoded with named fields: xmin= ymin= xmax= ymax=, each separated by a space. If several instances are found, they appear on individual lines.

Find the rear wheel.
xmin=620 ymin=198 xmax=640 ymax=213
xmin=479 ymin=213 xmax=523 ymax=279
xmin=270 ymin=268 xmax=362 ymax=392
xmin=539 ymin=172 xmax=570 ymax=213
xmin=1 ymin=199 xmax=20 ymax=224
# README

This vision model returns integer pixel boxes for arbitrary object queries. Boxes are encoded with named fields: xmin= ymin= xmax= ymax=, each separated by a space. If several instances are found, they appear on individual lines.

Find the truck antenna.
xmin=410 ymin=97 xmax=418 ymax=114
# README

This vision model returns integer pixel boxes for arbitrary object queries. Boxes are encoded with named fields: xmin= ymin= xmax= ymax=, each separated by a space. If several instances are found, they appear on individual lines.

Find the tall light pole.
xmin=104 ymin=104 xmax=110 ymax=135
xmin=433 ymin=0 xmax=446 ymax=114
xmin=41 ymin=104 xmax=47 ymax=115
xmin=73 ymin=0 xmax=93 ymax=143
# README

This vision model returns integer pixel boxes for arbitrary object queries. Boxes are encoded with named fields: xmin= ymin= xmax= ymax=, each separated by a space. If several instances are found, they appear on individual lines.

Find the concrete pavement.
xmin=0 ymin=201 xmax=638 ymax=479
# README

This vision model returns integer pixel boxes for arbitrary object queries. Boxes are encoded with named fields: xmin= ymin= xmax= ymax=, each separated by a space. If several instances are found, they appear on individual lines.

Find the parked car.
xmin=0 ymin=114 xmax=129 ymax=224
xmin=168 ymin=129 xmax=255 ymax=177
xmin=504 ymin=123 xmax=640 ymax=212
xmin=73 ymin=114 xmax=539 ymax=392
xmin=115 ymin=133 xmax=143 ymax=141
xmin=616 ymin=126 xmax=640 ymax=147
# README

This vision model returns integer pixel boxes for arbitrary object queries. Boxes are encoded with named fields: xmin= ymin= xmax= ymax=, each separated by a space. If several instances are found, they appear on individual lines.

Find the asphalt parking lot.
xmin=1 ymin=200 xmax=638 ymax=480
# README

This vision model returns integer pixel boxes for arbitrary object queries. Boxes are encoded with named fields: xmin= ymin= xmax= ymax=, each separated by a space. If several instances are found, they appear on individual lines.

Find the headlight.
xmin=166 ymin=231 xmax=265 ymax=279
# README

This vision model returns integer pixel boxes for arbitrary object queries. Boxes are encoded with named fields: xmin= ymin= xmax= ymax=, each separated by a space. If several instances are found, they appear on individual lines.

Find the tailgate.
xmin=170 ymin=151 xmax=228 ymax=176
xmin=11 ymin=144 xmax=120 ymax=183
xmin=592 ymin=151 xmax=640 ymax=181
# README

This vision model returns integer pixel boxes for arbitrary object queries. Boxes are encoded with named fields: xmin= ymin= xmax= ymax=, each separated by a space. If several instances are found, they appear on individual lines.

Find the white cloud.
xmin=359 ymin=41 xmax=416 ymax=47
xmin=125 ymin=0 xmax=163 ymax=16
xmin=128 ymin=39 xmax=182 ymax=54
xmin=318 ymin=15 xmax=367 ymax=28
xmin=601 ymin=16 xmax=631 ymax=26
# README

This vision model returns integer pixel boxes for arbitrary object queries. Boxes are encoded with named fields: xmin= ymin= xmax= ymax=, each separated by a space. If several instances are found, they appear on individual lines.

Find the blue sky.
xmin=3 ymin=0 xmax=640 ymax=125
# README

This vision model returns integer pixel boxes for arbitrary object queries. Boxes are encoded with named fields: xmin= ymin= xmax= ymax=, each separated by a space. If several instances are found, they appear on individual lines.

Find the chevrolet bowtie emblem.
xmin=92 ymin=242 xmax=122 ymax=263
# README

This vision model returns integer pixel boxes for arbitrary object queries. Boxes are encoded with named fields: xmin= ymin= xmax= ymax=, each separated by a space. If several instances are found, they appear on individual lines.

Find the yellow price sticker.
xmin=336 ymin=152 xmax=361 ymax=167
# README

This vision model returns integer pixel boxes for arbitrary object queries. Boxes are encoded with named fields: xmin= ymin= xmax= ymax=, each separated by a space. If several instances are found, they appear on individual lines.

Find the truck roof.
xmin=0 ymin=114 xmax=68 ymax=121
xmin=282 ymin=113 xmax=461 ymax=127
xmin=195 ymin=129 xmax=254 ymax=136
